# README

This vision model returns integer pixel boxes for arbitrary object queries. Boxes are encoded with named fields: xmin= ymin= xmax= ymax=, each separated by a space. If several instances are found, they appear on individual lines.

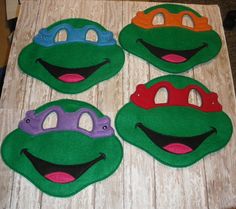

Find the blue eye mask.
xmin=34 ymin=23 xmax=116 ymax=47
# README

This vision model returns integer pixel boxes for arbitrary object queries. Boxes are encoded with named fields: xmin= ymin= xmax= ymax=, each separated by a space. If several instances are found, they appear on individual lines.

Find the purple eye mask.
xmin=19 ymin=106 xmax=114 ymax=138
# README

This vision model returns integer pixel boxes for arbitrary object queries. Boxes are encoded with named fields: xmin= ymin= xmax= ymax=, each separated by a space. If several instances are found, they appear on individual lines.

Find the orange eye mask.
xmin=132 ymin=8 xmax=212 ymax=32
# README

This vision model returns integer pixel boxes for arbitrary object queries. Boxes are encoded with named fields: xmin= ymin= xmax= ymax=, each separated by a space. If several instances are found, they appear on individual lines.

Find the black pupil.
xmin=26 ymin=119 xmax=30 ymax=123
xmin=103 ymin=126 xmax=107 ymax=130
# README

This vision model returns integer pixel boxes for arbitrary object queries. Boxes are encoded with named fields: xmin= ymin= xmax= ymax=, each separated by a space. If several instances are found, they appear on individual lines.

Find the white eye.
xmin=152 ymin=13 xmax=165 ymax=25
xmin=86 ymin=29 xmax=98 ymax=42
xmin=42 ymin=112 xmax=58 ymax=129
xmin=78 ymin=113 xmax=93 ymax=132
xmin=154 ymin=87 xmax=168 ymax=104
xmin=54 ymin=29 xmax=68 ymax=42
xmin=182 ymin=14 xmax=194 ymax=28
xmin=188 ymin=89 xmax=202 ymax=107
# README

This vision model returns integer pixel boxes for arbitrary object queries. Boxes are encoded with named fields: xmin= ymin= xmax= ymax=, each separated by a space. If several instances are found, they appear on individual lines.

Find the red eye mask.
xmin=130 ymin=81 xmax=222 ymax=112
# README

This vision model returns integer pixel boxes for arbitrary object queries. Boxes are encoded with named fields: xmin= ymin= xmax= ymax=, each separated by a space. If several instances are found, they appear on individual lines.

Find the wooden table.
xmin=1 ymin=0 xmax=236 ymax=208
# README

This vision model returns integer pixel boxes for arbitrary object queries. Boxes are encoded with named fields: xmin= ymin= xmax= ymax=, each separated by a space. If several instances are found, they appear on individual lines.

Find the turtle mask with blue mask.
xmin=18 ymin=18 xmax=125 ymax=94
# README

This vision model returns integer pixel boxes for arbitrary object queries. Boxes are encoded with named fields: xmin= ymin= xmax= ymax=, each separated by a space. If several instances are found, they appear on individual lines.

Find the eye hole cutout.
xmin=154 ymin=87 xmax=168 ymax=104
xmin=54 ymin=29 xmax=68 ymax=43
xmin=182 ymin=14 xmax=194 ymax=28
xmin=42 ymin=112 xmax=58 ymax=130
xmin=188 ymin=89 xmax=202 ymax=107
xmin=78 ymin=113 xmax=94 ymax=132
xmin=152 ymin=13 xmax=165 ymax=25
xmin=86 ymin=29 xmax=98 ymax=42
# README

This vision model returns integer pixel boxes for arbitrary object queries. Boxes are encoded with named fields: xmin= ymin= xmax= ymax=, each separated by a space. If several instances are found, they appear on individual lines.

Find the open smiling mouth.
xmin=21 ymin=149 xmax=106 ymax=184
xmin=36 ymin=58 xmax=110 ymax=83
xmin=136 ymin=123 xmax=217 ymax=154
xmin=137 ymin=39 xmax=208 ymax=64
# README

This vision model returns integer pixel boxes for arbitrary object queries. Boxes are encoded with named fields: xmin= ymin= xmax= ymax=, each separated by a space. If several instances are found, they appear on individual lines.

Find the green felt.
xmin=115 ymin=75 xmax=233 ymax=167
xmin=119 ymin=4 xmax=222 ymax=73
xmin=18 ymin=18 xmax=125 ymax=94
xmin=1 ymin=99 xmax=123 ymax=197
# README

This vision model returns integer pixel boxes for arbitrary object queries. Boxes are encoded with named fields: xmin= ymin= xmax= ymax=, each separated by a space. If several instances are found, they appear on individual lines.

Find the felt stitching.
xmin=118 ymin=4 xmax=222 ymax=73
xmin=34 ymin=23 xmax=116 ymax=47
xmin=1 ymin=99 xmax=123 ymax=197
xmin=115 ymin=75 xmax=233 ymax=167
xmin=130 ymin=81 xmax=222 ymax=112
xmin=19 ymin=106 xmax=114 ymax=138
xmin=36 ymin=58 xmax=110 ymax=83
xmin=41 ymin=110 xmax=59 ymax=131
xmin=137 ymin=39 xmax=208 ymax=64
xmin=19 ymin=18 xmax=125 ymax=94
xmin=132 ymin=8 xmax=212 ymax=31
xmin=136 ymin=123 xmax=217 ymax=154
xmin=21 ymin=149 xmax=106 ymax=184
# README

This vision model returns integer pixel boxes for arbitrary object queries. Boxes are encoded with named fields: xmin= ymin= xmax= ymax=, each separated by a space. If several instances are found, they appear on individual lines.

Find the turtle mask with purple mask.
xmin=1 ymin=99 xmax=123 ymax=197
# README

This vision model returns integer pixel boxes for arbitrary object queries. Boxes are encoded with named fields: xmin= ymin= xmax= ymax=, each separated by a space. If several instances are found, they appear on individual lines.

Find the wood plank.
xmin=8 ymin=0 xmax=61 ymax=208
xmin=0 ymin=109 xmax=21 ymax=209
xmin=0 ymin=1 xmax=42 ymax=209
xmin=122 ymin=2 xmax=157 ymax=209
xmin=195 ymin=5 xmax=236 ymax=209
xmin=95 ymin=1 xmax=124 ymax=209
xmin=0 ymin=0 xmax=40 ymax=109
xmin=21 ymin=0 xmax=55 ymax=111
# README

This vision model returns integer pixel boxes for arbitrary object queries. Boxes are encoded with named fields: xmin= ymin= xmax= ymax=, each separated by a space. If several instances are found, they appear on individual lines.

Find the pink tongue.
xmin=162 ymin=54 xmax=187 ymax=63
xmin=163 ymin=143 xmax=193 ymax=154
xmin=59 ymin=74 xmax=85 ymax=83
xmin=45 ymin=172 xmax=75 ymax=183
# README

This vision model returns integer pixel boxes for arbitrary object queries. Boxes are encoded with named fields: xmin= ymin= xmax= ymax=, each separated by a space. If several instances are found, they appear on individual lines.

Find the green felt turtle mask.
xmin=119 ymin=4 xmax=222 ymax=73
xmin=115 ymin=75 xmax=232 ymax=167
xmin=18 ymin=18 xmax=125 ymax=94
xmin=1 ymin=99 xmax=123 ymax=197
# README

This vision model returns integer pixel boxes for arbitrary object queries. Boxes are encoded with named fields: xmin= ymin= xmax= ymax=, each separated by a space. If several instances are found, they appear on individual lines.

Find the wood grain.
xmin=0 ymin=1 xmax=236 ymax=209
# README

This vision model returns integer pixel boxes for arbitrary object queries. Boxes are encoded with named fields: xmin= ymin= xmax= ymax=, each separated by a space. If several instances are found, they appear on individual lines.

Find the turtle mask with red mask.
xmin=119 ymin=4 xmax=222 ymax=73
xmin=115 ymin=75 xmax=232 ymax=167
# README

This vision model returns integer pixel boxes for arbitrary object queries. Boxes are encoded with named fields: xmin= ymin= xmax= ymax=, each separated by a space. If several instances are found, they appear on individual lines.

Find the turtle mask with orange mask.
xmin=119 ymin=4 xmax=222 ymax=73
